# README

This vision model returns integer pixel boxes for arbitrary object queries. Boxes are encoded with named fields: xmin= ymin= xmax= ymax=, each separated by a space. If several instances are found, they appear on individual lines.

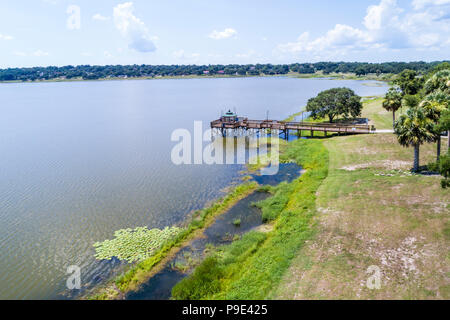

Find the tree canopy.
xmin=420 ymin=91 xmax=450 ymax=122
xmin=393 ymin=69 xmax=424 ymax=96
xmin=0 ymin=61 xmax=447 ymax=82
xmin=306 ymin=87 xmax=362 ymax=123
xmin=424 ymin=69 xmax=450 ymax=94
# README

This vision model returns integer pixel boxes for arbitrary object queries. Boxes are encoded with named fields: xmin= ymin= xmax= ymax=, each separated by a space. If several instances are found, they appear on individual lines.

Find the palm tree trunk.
xmin=448 ymin=131 xmax=450 ymax=151
xmin=413 ymin=144 xmax=420 ymax=172
xmin=392 ymin=111 xmax=396 ymax=129
xmin=437 ymin=135 xmax=441 ymax=162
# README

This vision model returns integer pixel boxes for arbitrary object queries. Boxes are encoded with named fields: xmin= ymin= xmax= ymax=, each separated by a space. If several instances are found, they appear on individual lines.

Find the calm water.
xmin=0 ymin=77 xmax=387 ymax=299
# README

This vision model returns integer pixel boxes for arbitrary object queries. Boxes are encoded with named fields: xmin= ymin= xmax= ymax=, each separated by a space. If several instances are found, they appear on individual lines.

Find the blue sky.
xmin=0 ymin=0 xmax=449 ymax=67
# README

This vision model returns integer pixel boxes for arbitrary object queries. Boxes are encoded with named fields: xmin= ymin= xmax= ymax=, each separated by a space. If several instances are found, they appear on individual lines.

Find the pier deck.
xmin=211 ymin=118 xmax=375 ymax=137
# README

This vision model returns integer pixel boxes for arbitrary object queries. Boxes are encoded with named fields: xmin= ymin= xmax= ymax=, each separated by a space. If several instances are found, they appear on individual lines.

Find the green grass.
xmin=171 ymin=232 xmax=268 ymax=300
xmin=171 ymin=138 xmax=329 ymax=300
xmin=361 ymin=97 xmax=406 ymax=130
xmin=253 ymin=182 xmax=294 ymax=222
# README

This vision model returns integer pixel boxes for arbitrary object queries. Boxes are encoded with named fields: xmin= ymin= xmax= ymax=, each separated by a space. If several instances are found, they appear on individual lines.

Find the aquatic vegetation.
xmin=253 ymin=182 xmax=293 ymax=222
xmin=232 ymin=219 xmax=241 ymax=227
xmin=172 ymin=231 xmax=268 ymax=300
xmin=94 ymin=226 xmax=183 ymax=263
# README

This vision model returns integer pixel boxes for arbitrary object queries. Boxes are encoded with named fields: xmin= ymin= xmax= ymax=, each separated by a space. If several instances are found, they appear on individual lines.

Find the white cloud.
xmin=0 ymin=33 xmax=13 ymax=40
xmin=209 ymin=28 xmax=237 ymax=40
xmin=278 ymin=24 xmax=368 ymax=54
xmin=364 ymin=0 xmax=403 ymax=31
xmin=113 ymin=2 xmax=156 ymax=53
xmin=104 ymin=51 xmax=113 ymax=58
xmin=276 ymin=0 xmax=450 ymax=57
xmin=93 ymin=13 xmax=110 ymax=21
xmin=412 ymin=0 xmax=450 ymax=9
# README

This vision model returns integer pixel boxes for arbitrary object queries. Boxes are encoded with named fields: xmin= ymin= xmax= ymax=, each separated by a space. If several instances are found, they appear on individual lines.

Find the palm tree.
xmin=382 ymin=88 xmax=403 ymax=129
xmin=424 ymin=69 xmax=450 ymax=153
xmin=424 ymin=69 xmax=450 ymax=94
xmin=420 ymin=91 xmax=450 ymax=161
xmin=394 ymin=108 xmax=436 ymax=172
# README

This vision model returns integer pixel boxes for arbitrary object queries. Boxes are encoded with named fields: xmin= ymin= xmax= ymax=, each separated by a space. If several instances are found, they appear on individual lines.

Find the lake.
xmin=0 ymin=77 xmax=388 ymax=299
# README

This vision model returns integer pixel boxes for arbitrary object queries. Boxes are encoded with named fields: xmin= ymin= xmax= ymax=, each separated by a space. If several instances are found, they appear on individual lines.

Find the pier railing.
xmin=211 ymin=118 xmax=375 ymax=135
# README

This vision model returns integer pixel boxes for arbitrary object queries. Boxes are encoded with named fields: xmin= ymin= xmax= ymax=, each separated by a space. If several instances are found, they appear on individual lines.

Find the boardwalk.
xmin=211 ymin=117 xmax=376 ymax=137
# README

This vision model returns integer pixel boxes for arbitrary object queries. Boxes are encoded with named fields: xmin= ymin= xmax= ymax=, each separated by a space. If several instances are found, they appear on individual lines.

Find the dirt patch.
xmin=253 ymin=224 xmax=274 ymax=233
xmin=341 ymin=160 xmax=411 ymax=171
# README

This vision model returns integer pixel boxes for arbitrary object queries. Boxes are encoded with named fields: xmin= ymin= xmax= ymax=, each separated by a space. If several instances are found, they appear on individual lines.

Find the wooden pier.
xmin=211 ymin=111 xmax=375 ymax=138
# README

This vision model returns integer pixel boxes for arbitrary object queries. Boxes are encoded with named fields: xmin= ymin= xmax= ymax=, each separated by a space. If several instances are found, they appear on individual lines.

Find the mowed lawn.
xmin=362 ymin=97 xmax=404 ymax=131
xmin=272 ymin=98 xmax=450 ymax=299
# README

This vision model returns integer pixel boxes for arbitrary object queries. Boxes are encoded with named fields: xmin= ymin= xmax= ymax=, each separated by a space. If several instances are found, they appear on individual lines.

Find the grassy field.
xmin=272 ymin=97 xmax=450 ymax=300
xmin=362 ymin=97 xmax=406 ymax=131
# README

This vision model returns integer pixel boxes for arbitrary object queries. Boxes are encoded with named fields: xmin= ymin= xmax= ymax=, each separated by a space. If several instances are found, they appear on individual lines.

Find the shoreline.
xmin=85 ymin=182 xmax=258 ymax=300
xmin=0 ymin=72 xmax=393 ymax=85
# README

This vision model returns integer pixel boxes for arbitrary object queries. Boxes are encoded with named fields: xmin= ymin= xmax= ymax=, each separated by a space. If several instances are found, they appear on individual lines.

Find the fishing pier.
xmin=211 ymin=110 xmax=376 ymax=138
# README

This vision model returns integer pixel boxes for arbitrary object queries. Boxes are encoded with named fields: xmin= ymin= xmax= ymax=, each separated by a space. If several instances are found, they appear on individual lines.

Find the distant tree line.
xmin=0 ymin=61 xmax=447 ymax=82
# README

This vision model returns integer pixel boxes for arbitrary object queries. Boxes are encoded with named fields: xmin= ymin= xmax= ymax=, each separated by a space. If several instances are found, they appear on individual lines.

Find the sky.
xmin=0 ymin=0 xmax=449 ymax=68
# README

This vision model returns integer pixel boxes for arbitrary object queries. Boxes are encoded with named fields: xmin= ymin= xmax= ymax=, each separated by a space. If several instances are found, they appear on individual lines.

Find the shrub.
xmin=171 ymin=257 xmax=223 ymax=300
xmin=429 ymin=154 xmax=450 ymax=188
xmin=438 ymin=154 xmax=450 ymax=188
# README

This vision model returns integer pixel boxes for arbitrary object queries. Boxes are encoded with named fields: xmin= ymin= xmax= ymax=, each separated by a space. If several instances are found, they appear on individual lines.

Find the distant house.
xmin=203 ymin=70 xmax=210 ymax=74
xmin=218 ymin=70 xmax=225 ymax=74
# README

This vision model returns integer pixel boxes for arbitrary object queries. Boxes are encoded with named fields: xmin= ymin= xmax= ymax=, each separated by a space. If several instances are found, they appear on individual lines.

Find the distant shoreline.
xmin=0 ymin=72 xmax=393 ymax=85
